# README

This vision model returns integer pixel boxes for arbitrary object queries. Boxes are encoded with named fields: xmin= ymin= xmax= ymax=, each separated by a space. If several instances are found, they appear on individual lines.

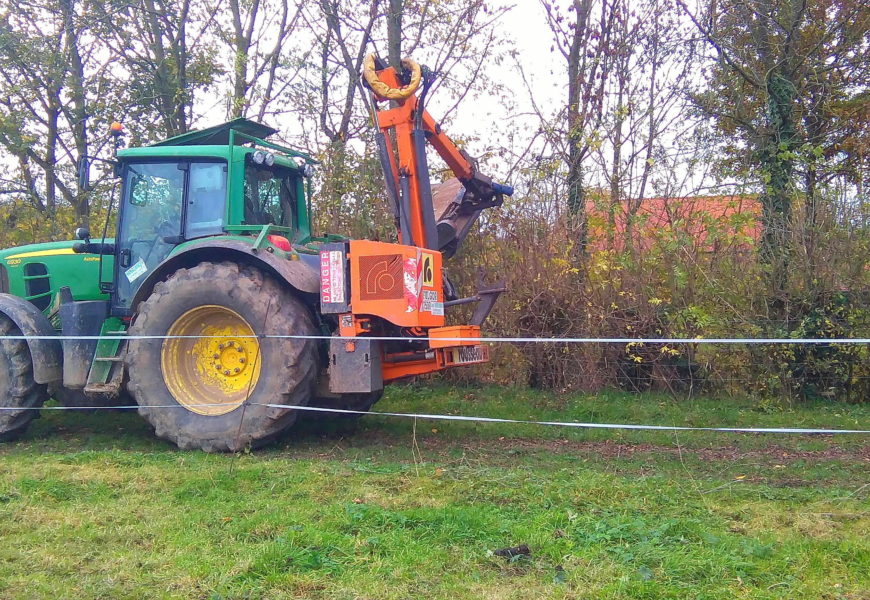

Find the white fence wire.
xmin=1 ymin=333 xmax=868 ymax=436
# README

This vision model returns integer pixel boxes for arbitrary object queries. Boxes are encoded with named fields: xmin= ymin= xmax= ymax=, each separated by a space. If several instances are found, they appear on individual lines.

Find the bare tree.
xmin=0 ymin=0 xmax=100 ymax=228
xmin=91 ymin=0 xmax=220 ymax=138
xmin=219 ymin=0 xmax=305 ymax=120
xmin=588 ymin=0 xmax=697 ymax=250
xmin=538 ymin=0 xmax=615 ymax=249
xmin=536 ymin=0 xmax=696 ymax=251
xmin=299 ymin=0 xmax=509 ymax=147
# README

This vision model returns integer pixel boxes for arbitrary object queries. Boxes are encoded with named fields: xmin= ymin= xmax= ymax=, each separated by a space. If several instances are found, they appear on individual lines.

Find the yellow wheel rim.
xmin=161 ymin=305 xmax=262 ymax=416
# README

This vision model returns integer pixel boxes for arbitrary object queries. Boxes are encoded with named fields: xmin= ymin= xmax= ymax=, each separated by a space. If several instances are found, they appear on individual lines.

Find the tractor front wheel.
xmin=126 ymin=262 xmax=318 ymax=452
xmin=0 ymin=314 xmax=48 ymax=441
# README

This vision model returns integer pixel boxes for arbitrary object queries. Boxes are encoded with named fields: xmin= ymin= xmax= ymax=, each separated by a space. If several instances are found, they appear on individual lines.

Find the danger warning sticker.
xmin=320 ymin=250 xmax=345 ymax=304
xmin=421 ymin=252 xmax=435 ymax=286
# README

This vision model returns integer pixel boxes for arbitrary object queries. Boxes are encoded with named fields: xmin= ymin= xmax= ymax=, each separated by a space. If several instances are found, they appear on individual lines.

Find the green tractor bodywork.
xmin=2 ymin=118 xmax=318 ymax=313
xmin=0 ymin=240 xmax=110 ymax=308
xmin=0 ymin=119 xmax=334 ymax=447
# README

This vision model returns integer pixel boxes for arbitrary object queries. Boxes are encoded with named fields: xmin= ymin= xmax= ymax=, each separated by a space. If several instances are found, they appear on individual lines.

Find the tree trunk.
xmin=174 ymin=2 xmax=190 ymax=133
xmin=229 ymin=0 xmax=260 ymax=118
xmin=759 ymin=70 xmax=796 ymax=313
xmin=565 ymin=0 xmax=591 ymax=252
xmin=59 ymin=0 xmax=89 ymax=229
xmin=387 ymin=0 xmax=403 ymax=69
xmin=803 ymin=163 xmax=817 ymax=289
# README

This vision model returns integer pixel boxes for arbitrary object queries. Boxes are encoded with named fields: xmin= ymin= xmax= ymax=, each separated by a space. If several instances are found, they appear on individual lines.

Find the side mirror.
xmin=77 ymin=156 xmax=91 ymax=191
xmin=75 ymin=227 xmax=91 ymax=241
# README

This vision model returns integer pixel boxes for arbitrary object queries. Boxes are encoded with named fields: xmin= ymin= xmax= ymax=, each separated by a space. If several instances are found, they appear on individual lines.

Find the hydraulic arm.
xmin=362 ymin=55 xmax=513 ymax=258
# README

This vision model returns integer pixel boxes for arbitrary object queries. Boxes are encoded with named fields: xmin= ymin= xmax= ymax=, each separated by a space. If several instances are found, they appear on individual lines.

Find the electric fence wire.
xmin=0 ymin=401 xmax=867 ymax=435
xmin=1 ymin=334 xmax=870 ymax=343
xmin=1 ymin=333 xmax=868 ymax=435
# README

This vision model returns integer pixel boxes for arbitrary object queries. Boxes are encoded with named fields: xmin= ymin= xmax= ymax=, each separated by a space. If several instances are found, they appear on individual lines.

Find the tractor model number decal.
xmin=320 ymin=250 xmax=345 ymax=304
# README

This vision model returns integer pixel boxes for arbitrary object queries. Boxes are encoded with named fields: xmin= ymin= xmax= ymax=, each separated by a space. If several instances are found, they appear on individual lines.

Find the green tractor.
xmin=0 ymin=63 xmax=511 ymax=451
xmin=0 ymin=120 xmax=330 ymax=450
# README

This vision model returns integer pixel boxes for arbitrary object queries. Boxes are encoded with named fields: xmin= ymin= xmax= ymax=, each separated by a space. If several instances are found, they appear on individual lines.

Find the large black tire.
xmin=0 ymin=315 xmax=48 ymax=441
xmin=125 ymin=262 xmax=319 ymax=452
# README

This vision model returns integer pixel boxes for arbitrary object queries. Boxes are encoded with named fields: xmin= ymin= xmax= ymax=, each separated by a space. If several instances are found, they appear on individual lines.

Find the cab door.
xmin=113 ymin=161 xmax=186 ymax=312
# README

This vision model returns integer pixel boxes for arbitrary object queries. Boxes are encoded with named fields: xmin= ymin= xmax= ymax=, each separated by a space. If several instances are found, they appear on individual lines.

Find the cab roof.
xmin=150 ymin=118 xmax=278 ymax=147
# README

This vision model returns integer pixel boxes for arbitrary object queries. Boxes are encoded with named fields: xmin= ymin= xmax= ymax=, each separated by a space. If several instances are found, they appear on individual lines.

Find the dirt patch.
xmin=288 ymin=428 xmax=870 ymax=464
xmin=463 ymin=437 xmax=870 ymax=463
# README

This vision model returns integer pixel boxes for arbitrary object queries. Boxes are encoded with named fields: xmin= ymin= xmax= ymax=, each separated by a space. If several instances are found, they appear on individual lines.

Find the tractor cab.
xmin=108 ymin=119 xmax=315 ymax=313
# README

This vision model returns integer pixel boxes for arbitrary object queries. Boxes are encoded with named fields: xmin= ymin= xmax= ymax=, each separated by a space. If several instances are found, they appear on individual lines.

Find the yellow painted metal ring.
xmin=362 ymin=53 xmax=422 ymax=100
xmin=161 ymin=305 xmax=262 ymax=416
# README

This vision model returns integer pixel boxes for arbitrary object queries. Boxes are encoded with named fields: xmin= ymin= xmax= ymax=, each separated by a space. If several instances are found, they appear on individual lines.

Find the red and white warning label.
xmin=320 ymin=250 xmax=345 ymax=304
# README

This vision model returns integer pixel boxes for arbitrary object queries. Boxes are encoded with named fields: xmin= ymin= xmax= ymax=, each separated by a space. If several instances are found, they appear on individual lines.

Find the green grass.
xmin=0 ymin=384 xmax=867 ymax=599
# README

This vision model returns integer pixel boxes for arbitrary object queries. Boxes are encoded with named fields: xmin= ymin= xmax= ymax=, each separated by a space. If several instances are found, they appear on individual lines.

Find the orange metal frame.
xmin=372 ymin=66 xmax=475 ymax=248
xmin=346 ymin=239 xmax=444 ymax=329
xmin=338 ymin=64 xmax=490 ymax=382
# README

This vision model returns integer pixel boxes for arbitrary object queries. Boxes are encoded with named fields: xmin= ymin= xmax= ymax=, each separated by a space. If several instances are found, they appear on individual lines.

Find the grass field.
xmin=1 ymin=384 xmax=868 ymax=599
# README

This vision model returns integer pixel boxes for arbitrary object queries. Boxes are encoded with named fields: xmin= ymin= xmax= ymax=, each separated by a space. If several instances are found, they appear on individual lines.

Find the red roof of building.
xmin=587 ymin=194 xmax=762 ymax=253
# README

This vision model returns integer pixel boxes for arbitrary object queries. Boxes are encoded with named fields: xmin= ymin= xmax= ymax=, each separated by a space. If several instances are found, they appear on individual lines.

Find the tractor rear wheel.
xmin=125 ymin=262 xmax=318 ymax=452
xmin=0 ymin=314 xmax=48 ymax=441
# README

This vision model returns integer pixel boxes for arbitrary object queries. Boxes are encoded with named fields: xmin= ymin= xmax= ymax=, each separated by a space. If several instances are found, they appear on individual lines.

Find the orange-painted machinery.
xmin=321 ymin=55 xmax=513 ymax=393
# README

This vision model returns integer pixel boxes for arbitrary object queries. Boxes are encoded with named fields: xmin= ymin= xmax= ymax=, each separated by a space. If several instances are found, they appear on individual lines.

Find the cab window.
xmin=115 ymin=162 xmax=186 ymax=308
xmin=243 ymin=164 xmax=297 ymax=229
xmin=186 ymin=163 xmax=227 ymax=238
